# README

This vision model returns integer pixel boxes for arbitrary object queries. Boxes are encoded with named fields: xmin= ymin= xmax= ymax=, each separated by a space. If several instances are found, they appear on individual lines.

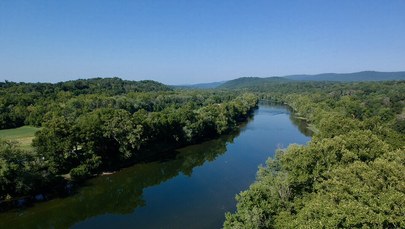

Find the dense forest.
xmin=224 ymin=80 xmax=405 ymax=228
xmin=0 ymin=77 xmax=171 ymax=129
xmin=1 ymin=76 xmax=404 ymax=228
xmin=0 ymin=78 xmax=258 ymax=204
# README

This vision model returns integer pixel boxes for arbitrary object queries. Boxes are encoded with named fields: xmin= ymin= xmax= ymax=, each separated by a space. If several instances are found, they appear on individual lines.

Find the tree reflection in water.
xmin=0 ymin=127 xmax=244 ymax=229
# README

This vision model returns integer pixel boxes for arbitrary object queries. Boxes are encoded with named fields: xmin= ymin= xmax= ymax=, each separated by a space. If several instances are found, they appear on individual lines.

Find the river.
xmin=0 ymin=104 xmax=311 ymax=229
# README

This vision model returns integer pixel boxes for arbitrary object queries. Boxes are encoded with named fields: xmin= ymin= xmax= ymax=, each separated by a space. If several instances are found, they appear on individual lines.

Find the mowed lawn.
xmin=0 ymin=126 xmax=41 ymax=150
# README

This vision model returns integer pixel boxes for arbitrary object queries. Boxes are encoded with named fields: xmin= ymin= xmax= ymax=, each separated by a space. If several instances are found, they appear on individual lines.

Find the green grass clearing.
xmin=0 ymin=126 xmax=41 ymax=150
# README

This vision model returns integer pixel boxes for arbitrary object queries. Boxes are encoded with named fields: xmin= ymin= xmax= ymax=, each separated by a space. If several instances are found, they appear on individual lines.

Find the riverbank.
xmin=0 ymin=104 xmax=259 ymax=211
xmin=225 ymin=87 xmax=405 ymax=228
xmin=0 ymin=104 xmax=311 ymax=228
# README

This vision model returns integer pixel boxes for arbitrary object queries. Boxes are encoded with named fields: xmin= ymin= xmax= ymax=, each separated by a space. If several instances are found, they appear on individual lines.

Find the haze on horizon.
xmin=1 ymin=0 xmax=404 ymax=85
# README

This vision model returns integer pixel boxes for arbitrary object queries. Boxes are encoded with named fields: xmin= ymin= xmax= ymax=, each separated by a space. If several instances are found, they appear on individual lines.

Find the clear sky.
xmin=1 ymin=0 xmax=404 ymax=84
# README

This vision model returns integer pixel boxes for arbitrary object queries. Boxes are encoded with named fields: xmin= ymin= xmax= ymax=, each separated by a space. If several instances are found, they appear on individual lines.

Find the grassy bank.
xmin=0 ymin=126 xmax=40 ymax=150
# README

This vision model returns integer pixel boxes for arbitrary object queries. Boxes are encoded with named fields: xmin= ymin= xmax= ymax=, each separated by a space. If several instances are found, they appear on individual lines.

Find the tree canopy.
xmin=224 ymin=80 xmax=405 ymax=228
xmin=0 ymin=78 xmax=258 ymax=202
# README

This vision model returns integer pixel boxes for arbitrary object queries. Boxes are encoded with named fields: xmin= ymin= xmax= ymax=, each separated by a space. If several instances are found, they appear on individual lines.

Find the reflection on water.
xmin=0 ymin=134 xmax=240 ymax=229
xmin=259 ymin=101 xmax=313 ymax=137
xmin=0 ymin=104 xmax=311 ymax=229
xmin=289 ymin=114 xmax=313 ymax=137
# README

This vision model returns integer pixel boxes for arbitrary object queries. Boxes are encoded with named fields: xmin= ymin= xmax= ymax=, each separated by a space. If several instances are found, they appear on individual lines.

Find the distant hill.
xmin=175 ymin=81 xmax=226 ymax=89
xmin=218 ymin=71 xmax=405 ymax=89
xmin=219 ymin=77 xmax=290 ymax=89
xmin=284 ymin=71 xmax=405 ymax=82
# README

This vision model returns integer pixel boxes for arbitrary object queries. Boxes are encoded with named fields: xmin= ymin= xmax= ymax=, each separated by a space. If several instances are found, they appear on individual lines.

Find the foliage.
xmin=0 ymin=77 xmax=259 ymax=202
xmin=33 ymin=93 xmax=258 ymax=179
xmin=224 ymin=80 xmax=405 ymax=228
xmin=0 ymin=140 xmax=55 ymax=200
xmin=0 ymin=77 xmax=171 ymax=129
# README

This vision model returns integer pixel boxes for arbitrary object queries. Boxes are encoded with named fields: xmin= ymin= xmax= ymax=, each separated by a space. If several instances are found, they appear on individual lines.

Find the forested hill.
xmin=175 ymin=81 xmax=226 ymax=89
xmin=219 ymin=71 xmax=405 ymax=89
xmin=219 ymin=77 xmax=290 ymax=89
xmin=285 ymin=71 xmax=405 ymax=81
xmin=0 ymin=77 xmax=172 ymax=95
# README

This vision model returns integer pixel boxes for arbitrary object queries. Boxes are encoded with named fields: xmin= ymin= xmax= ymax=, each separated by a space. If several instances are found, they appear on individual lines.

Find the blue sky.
xmin=1 ymin=0 xmax=404 ymax=84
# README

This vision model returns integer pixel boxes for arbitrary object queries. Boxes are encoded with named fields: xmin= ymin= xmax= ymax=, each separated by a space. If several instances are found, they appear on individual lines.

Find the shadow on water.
xmin=0 ymin=122 xmax=248 ymax=229
xmin=289 ymin=115 xmax=313 ymax=137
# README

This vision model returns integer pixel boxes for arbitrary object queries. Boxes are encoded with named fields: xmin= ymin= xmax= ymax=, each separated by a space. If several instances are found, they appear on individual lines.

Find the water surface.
xmin=0 ymin=104 xmax=311 ymax=229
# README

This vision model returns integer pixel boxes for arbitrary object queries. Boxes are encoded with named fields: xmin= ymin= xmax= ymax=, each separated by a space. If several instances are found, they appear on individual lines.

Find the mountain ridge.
xmin=218 ymin=71 xmax=405 ymax=89
xmin=284 ymin=71 xmax=405 ymax=81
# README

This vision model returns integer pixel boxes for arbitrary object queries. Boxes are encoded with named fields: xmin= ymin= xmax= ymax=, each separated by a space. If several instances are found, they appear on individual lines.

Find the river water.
xmin=0 ymin=104 xmax=311 ymax=229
